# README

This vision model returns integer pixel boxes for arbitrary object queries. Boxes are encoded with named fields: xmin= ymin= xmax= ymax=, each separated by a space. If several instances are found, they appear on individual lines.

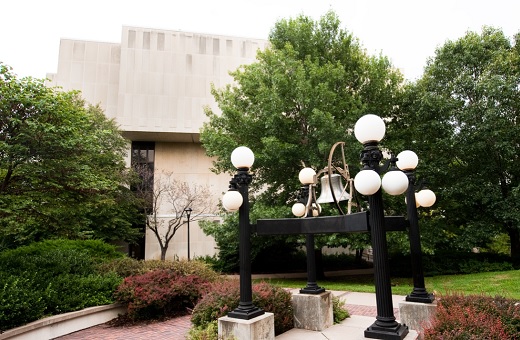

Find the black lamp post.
xmin=222 ymin=146 xmax=264 ymax=320
xmin=353 ymin=114 xmax=409 ymax=340
xmin=292 ymin=167 xmax=325 ymax=295
xmin=396 ymin=151 xmax=436 ymax=303
xmin=184 ymin=207 xmax=192 ymax=261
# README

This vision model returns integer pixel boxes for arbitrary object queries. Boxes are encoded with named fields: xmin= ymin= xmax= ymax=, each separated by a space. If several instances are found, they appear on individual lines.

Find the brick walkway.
xmin=53 ymin=304 xmax=397 ymax=339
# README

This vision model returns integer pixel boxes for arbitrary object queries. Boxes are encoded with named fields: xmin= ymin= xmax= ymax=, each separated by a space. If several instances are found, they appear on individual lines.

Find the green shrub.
xmin=114 ymin=270 xmax=206 ymax=320
xmin=98 ymin=258 xmax=221 ymax=282
xmin=0 ymin=275 xmax=50 ymax=331
xmin=332 ymin=295 xmax=349 ymax=324
xmin=423 ymin=293 xmax=520 ymax=339
xmin=191 ymin=280 xmax=294 ymax=335
xmin=186 ymin=321 xmax=219 ymax=340
xmin=0 ymin=239 xmax=125 ymax=331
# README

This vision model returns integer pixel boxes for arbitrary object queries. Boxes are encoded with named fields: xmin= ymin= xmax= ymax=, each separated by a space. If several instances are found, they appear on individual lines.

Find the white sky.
xmin=2 ymin=0 xmax=519 ymax=81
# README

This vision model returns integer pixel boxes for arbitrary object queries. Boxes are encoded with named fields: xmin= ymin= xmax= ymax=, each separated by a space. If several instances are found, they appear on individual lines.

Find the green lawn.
xmin=257 ymin=270 xmax=520 ymax=300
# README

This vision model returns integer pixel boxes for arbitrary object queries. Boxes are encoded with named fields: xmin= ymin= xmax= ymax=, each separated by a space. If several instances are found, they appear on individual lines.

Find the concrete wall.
xmin=46 ymin=26 xmax=268 ymax=260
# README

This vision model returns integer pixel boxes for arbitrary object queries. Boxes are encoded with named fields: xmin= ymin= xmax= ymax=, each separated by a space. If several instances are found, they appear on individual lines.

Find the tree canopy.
xmin=0 ymin=64 xmax=141 ymax=249
xmin=389 ymin=27 xmax=520 ymax=260
xmin=201 ymin=11 xmax=404 ymax=207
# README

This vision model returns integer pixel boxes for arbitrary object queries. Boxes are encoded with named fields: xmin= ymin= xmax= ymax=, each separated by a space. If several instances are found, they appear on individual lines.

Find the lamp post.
xmin=353 ymin=114 xmax=409 ymax=340
xmin=184 ymin=207 xmax=192 ymax=261
xmin=222 ymin=146 xmax=264 ymax=320
xmin=292 ymin=167 xmax=325 ymax=295
xmin=396 ymin=151 xmax=436 ymax=303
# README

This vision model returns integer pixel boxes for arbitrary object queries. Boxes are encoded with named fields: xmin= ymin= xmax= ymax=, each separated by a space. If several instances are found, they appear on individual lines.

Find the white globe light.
xmin=292 ymin=202 xmax=306 ymax=217
xmin=222 ymin=190 xmax=243 ymax=212
xmin=231 ymin=146 xmax=254 ymax=169
xmin=382 ymin=170 xmax=409 ymax=196
xmin=298 ymin=167 xmax=316 ymax=185
xmin=396 ymin=150 xmax=419 ymax=171
xmin=354 ymin=169 xmax=382 ymax=196
xmin=416 ymin=189 xmax=436 ymax=207
xmin=354 ymin=114 xmax=386 ymax=144
xmin=312 ymin=203 xmax=321 ymax=217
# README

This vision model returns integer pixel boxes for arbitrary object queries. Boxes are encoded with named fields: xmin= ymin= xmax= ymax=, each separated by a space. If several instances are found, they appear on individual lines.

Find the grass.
xmin=257 ymin=269 xmax=520 ymax=300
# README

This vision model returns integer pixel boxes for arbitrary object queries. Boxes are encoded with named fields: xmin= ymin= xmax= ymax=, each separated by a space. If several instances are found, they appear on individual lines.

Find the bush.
xmin=186 ymin=321 xmax=219 ymax=340
xmin=114 ymin=270 xmax=206 ymax=320
xmin=191 ymin=280 xmax=294 ymax=335
xmin=0 ymin=275 xmax=50 ymax=331
xmin=332 ymin=295 xmax=349 ymax=324
xmin=98 ymin=258 xmax=221 ymax=282
xmin=0 ymin=239 xmax=125 ymax=331
xmin=423 ymin=293 xmax=520 ymax=339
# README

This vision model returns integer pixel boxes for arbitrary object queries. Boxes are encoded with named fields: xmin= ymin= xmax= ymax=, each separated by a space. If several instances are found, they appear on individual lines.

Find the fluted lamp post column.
xmin=222 ymin=146 xmax=264 ymax=320
xmin=292 ymin=167 xmax=325 ymax=294
xmin=184 ymin=207 xmax=192 ymax=261
xmin=353 ymin=114 xmax=410 ymax=340
xmin=397 ymin=150 xmax=436 ymax=303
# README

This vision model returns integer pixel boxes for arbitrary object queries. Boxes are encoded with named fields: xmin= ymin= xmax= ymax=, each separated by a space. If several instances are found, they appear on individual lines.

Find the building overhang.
xmin=122 ymin=131 xmax=200 ymax=143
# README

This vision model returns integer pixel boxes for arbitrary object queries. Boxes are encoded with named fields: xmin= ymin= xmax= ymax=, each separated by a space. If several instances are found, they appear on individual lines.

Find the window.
xmin=131 ymin=142 xmax=155 ymax=194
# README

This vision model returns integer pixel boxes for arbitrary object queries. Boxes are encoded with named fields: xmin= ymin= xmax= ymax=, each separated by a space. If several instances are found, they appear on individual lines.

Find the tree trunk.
xmin=160 ymin=246 xmax=168 ymax=261
xmin=508 ymin=227 xmax=520 ymax=266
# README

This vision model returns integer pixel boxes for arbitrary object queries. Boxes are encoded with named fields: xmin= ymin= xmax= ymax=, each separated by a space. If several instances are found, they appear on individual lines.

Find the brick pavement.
xmin=53 ymin=304 xmax=397 ymax=339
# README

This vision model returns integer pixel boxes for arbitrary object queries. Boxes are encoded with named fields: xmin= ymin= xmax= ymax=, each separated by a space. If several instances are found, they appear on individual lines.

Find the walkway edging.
xmin=0 ymin=304 xmax=127 ymax=340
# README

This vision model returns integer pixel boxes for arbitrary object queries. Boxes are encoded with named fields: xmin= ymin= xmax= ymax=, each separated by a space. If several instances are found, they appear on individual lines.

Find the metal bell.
xmin=316 ymin=174 xmax=350 ymax=203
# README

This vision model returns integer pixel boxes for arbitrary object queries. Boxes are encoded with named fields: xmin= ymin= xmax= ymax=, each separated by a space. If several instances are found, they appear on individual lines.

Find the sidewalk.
xmin=55 ymin=291 xmax=417 ymax=340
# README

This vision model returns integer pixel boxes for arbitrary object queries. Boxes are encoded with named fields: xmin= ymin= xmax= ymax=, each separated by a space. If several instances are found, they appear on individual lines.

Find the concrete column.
xmin=292 ymin=291 xmax=333 ymax=331
xmin=218 ymin=312 xmax=274 ymax=340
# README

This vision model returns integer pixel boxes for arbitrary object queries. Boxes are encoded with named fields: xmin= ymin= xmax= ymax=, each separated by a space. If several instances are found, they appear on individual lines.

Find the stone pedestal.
xmin=399 ymin=300 xmax=438 ymax=334
xmin=218 ymin=312 xmax=275 ymax=340
xmin=292 ymin=291 xmax=333 ymax=331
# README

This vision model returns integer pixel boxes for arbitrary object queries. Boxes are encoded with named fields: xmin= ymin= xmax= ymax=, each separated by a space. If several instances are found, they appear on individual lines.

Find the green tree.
xmin=200 ymin=11 xmax=404 ymax=264
xmin=201 ymin=11 xmax=403 ymax=205
xmin=0 ymin=64 xmax=141 ymax=248
xmin=388 ymin=27 xmax=520 ymax=262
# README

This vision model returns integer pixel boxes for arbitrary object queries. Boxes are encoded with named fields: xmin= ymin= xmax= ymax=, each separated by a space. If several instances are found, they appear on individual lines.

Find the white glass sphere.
xmin=222 ymin=190 xmax=243 ymax=212
xmin=416 ymin=189 xmax=436 ymax=207
xmin=231 ymin=146 xmax=255 ymax=169
xmin=354 ymin=114 xmax=386 ymax=144
xmin=381 ymin=170 xmax=409 ymax=195
xmin=298 ymin=167 xmax=316 ymax=185
xmin=396 ymin=150 xmax=419 ymax=171
xmin=354 ymin=169 xmax=382 ymax=196
xmin=292 ymin=202 xmax=306 ymax=217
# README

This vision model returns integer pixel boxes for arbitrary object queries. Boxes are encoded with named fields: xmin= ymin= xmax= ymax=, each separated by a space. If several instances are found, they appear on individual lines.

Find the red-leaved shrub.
xmin=114 ymin=270 xmax=206 ymax=320
xmin=422 ymin=293 xmax=520 ymax=340
xmin=191 ymin=279 xmax=293 ymax=335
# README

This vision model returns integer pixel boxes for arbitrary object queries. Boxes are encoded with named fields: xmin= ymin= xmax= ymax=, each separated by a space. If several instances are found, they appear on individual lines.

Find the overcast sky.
xmin=2 ymin=0 xmax=519 ymax=81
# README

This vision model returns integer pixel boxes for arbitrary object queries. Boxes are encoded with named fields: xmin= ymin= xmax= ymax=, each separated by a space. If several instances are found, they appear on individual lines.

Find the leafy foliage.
xmin=0 ymin=239 xmax=124 ymax=331
xmin=388 ymin=27 xmax=520 ymax=260
xmin=0 ymin=64 xmax=142 ymax=248
xmin=423 ymin=293 xmax=520 ymax=339
xmin=114 ymin=270 xmax=206 ymax=320
xmin=191 ymin=280 xmax=294 ymax=335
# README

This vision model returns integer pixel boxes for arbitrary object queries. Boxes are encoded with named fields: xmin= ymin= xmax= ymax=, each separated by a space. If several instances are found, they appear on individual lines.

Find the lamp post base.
xmin=365 ymin=322 xmax=409 ymax=340
xmin=406 ymin=293 xmax=435 ymax=304
xmin=299 ymin=286 xmax=326 ymax=295
xmin=406 ymin=288 xmax=435 ymax=303
xmin=228 ymin=306 xmax=264 ymax=320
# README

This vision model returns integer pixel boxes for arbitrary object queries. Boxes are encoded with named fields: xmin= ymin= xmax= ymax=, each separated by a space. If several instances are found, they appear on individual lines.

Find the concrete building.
xmin=46 ymin=26 xmax=268 ymax=260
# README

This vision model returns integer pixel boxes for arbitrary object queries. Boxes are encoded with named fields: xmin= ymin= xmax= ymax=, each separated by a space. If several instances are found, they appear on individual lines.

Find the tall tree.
xmin=389 ymin=27 xmax=520 ymax=261
xmin=0 ymin=64 xmax=141 ymax=248
xmin=201 ymin=11 xmax=403 ymax=206
xmin=200 ymin=11 xmax=404 ymax=264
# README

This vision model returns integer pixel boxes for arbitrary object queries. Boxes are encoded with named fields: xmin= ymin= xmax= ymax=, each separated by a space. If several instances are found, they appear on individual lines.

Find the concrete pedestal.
xmin=399 ymin=300 xmax=438 ymax=334
xmin=218 ymin=312 xmax=275 ymax=340
xmin=292 ymin=291 xmax=333 ymax=331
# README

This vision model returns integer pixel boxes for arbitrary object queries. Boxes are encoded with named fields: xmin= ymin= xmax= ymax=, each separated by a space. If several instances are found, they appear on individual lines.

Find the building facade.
xmin=46 ymin=26 xmax=268 ymax=260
